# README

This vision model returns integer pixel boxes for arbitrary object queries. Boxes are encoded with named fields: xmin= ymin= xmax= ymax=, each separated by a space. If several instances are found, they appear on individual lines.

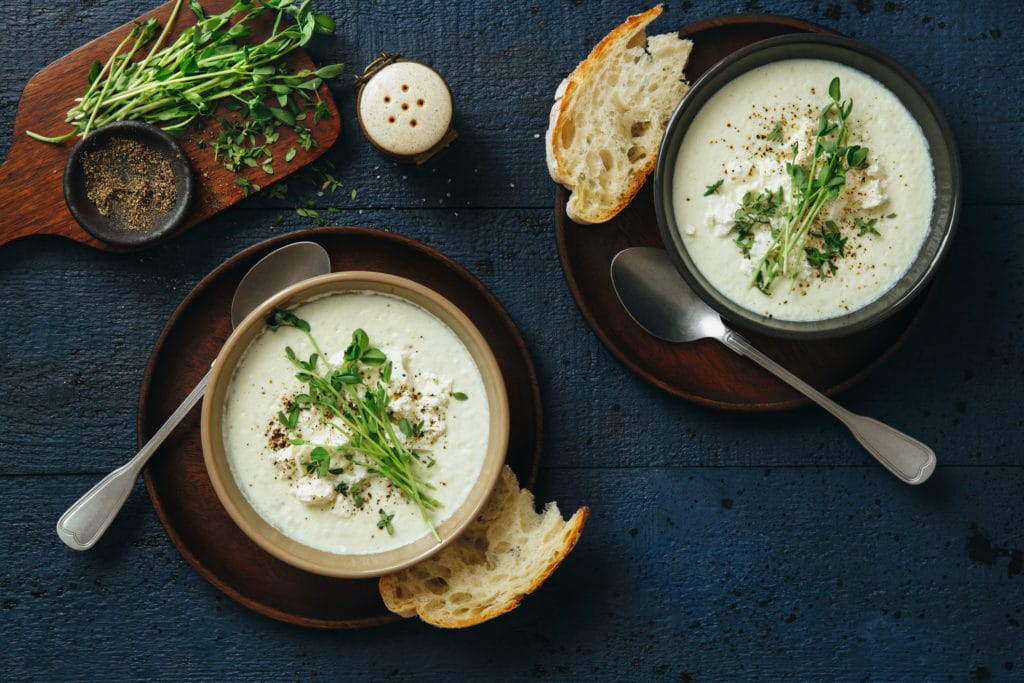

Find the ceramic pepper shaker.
xmin=354 ymin=54 xmax=458 ymax=165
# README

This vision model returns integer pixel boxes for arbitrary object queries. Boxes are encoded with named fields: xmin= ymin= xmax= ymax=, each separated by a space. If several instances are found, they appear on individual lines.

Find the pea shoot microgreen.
xmin=27 ymin=0 xmax=344 ymax=195
xmin=268 ymin=312 xmax=442 ymax=541
xmin=728 ymin=77 xmax=874 ymax=294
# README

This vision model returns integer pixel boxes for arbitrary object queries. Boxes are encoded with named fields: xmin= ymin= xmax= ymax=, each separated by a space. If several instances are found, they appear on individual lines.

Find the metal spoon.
xmin=610 ymin=246 xmax=936 ymax=485
xmin=56 ymin=241 xmax=333 ymax=550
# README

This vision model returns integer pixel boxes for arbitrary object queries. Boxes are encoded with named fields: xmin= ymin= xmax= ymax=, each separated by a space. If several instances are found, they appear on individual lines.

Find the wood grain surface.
xmin=1 ymin=1 xmax=1022 ymax=680
xmin=139 ymin=227 xmax=543 ymax=628
xmin=0 ymin=0 xmax=340 ymax=252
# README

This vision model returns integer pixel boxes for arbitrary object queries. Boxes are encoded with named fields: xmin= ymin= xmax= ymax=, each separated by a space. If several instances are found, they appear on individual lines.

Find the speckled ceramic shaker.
xmin=355 ymin=54 xmax=458 ymax=165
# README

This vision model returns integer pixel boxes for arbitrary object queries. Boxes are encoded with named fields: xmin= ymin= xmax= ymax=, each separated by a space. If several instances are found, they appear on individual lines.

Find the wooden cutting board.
xmin=0 ymin=0 xmax=341 ymax=252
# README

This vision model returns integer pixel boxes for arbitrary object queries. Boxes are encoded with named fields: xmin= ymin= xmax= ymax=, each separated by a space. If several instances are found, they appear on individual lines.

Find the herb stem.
xmin=740 ymin=77 xmax=866 ymax=293
xmin=270 ymin=314 xmax=443 ymax=541
xmin=137 ymin=0 xmax=184 ymax=75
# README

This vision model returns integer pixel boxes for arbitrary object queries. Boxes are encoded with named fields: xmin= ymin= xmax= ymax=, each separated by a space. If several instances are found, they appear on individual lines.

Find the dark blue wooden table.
xmin=2 ymin=1 xmax=1022 ymax=680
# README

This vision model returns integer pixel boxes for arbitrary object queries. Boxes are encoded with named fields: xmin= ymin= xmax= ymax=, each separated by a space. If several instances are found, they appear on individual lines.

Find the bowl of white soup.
xmin=655 ymin=34 xmax=960 ymax=338
xmin=201 ymin=271 xmax=509 ymax=578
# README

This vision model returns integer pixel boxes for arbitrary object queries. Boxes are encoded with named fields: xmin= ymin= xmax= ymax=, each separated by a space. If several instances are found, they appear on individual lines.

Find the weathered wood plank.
xmin=2 ymin=468 xmax=1021 ymax=680
xmin=0 ymin=204 xmax=1019 ymax=475
xmin=0 ymin=1 xmax=1021 ymax=680
xmin=0 ymin=0 xmax=1020 ymax=213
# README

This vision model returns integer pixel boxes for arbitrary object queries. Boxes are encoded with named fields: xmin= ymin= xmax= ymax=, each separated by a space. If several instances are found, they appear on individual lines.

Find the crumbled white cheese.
xmin=703 ymin=111 xmax=890 ymax=287
xmin=272 ymin=343 xmax=454 ymax=509
xmin=292 ymin=476 xmax=337 ymax=505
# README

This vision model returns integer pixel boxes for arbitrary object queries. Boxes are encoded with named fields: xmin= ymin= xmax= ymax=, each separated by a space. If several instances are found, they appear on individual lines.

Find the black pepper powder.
xmin=81 ymin=137 xmax=177 ymax=231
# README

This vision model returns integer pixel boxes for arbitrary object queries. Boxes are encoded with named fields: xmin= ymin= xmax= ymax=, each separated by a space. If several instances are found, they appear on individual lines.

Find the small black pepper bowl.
xmin=63 ymin=121 xmax=194 ymax=248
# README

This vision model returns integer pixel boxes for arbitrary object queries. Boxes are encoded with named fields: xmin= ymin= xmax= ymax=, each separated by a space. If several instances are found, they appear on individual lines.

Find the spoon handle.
xmin=56 ymin=370 xmax=211 ymax=550
xmin=720 ymin=330 xmax=936 ymax=485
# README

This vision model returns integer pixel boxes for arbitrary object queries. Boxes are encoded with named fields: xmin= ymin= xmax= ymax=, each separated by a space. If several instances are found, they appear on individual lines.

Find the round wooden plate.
xmin=555 ymin=15 xmax=932 ymax=411
xmin=140 ymin=227 xmax=543 ymax=629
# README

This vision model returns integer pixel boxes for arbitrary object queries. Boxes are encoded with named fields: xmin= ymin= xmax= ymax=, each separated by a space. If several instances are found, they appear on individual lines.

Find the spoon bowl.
xmin=610 ymin=247 xmax=725 ymax=343
xmin=56 ymin=241 xmax=332 ymax=550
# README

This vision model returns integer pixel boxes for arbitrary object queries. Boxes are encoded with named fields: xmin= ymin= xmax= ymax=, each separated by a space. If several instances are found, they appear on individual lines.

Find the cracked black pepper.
xmin=81 ymin=137 xmax=176 ymax=232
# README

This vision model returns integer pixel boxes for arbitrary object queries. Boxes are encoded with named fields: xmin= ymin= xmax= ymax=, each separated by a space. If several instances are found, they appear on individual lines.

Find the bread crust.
xmin=546 ymin=5 xmax=663 ymax=182
xmin=545 ymin=4 xmax=691 ymax=224
xmin=378 ymin=467 xmax=589 ymax=628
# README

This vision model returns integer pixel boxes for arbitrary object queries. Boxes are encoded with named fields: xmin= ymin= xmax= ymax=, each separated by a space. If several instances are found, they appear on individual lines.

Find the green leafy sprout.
xmin=737 ymin=77 xmax=872 ymax=293
xmin=267 ymin=310 xmax=442 ymax=541
xmin=704 ymin=179 xmax=724 ymax=196
xmin=27 ymin=0 xmax=344 ymax=192
xmin=377 ymin=509 xmax=395 ymax=536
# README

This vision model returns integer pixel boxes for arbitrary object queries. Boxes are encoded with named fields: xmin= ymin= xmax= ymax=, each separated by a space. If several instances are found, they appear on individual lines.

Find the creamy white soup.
xmin=222 ymin=291 xmax=489 ymax=555
xmin=672 ymin=59 xmax=934 ymax=321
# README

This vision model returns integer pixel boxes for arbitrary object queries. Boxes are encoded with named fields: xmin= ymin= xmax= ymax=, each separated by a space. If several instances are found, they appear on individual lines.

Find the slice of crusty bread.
xmin=378 ymin=465 xmax=588 ymax=628
xmin=546 ymin=4 xmax=692 ymax=224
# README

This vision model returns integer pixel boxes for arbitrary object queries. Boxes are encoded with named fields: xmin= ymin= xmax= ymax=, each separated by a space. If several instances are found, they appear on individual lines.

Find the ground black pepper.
xmin=81 ymin=137 xmax=177 ymax=231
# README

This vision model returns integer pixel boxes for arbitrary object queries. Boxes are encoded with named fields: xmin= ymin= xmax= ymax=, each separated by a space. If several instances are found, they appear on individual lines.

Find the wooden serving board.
xmin=556 ymin=15 xmax=933 ymax=411
xmin=140 ymin=228 xmax=544 ymax=628
xmin=0 ymin=0 xmax=340 ymax=252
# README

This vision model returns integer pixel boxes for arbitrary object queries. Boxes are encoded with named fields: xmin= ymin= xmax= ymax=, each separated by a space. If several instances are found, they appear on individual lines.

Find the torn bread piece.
xmin=379 ymin=465 xmax=588 ymax=628
xmin=546 ymin=4 xmax=693 ymax=224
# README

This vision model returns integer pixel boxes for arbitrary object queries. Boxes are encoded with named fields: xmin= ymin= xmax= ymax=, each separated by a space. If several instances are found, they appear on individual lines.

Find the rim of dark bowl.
xmin=654 ymin=33 xmax=962 ymax=340
xmin=63 ymin=121 xmax=194 ymax=248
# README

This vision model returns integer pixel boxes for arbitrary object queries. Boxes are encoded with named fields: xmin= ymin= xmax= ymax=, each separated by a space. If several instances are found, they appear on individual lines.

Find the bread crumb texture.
xmin=546 ymin=4 xmax=692 ymax=224
xmin=378 ymin=465 xmax=589 ymax=628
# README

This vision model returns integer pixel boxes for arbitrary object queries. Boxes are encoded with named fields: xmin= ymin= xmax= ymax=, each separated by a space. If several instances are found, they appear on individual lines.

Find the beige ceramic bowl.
xmin=200 ymin=271 xmax=510 ymax=578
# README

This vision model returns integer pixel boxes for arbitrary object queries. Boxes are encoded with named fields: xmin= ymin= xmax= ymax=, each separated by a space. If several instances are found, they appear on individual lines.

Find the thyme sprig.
xmin=732 ymin=187 xmax=784 ymax=257
xmin=268 ymin=311 xmax=442 ymax=541
xmin=747 ymin=77 xmax=870 ymax=293
xmin=804 ymin=220 xmax=847 ymax=277
xmin=704 ymin=179 xmax=724 ymax=196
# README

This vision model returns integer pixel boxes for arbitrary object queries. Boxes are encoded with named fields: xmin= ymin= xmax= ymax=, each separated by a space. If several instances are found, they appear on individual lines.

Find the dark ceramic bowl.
xmin=654 ymin=34 xmax=961 ymax=339
xmin=63 ymin=121 xmax=194 ymax=248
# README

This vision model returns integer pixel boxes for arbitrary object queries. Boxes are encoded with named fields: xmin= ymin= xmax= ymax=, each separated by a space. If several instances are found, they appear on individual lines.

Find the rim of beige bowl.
xmin=200 ymin=271 xmax=510 ymax=579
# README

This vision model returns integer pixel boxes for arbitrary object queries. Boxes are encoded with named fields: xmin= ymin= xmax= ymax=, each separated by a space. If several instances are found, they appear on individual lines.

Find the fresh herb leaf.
xmin=268 ymin=310 xmax=310 ymax=333
xmin=767 ymin=119 xmax=784 ymax=142
xmin=804 ymin=220 xmax=848 ymax=277
xmin=350 ymin=479 xmax=369 ymax=509
xmin=377 ymin=509 xmax=395 ymax=536
xmin=304 ymin=446 xmax=332 ymax=477
xmin=277 ymin=403 xmax=300 ymax=431
xmin=272 ymin=317 xmax=441 ymax=540
xmin=747 ymin=77 xmax=871 ymax=293
xmin=360 ymin=348 xmax=387 ymax=366
xmin=234 ymin=177 xmax=260 ymax=197
xmin=855 ymin=217 xmax=881 ymax=237
xmin=704 ymin=179 xmax=724 ymax=196
xmin=451 ymin=391 xmax=468 ymax=401
xmin=731 ymin=187 xmax=784 ymax=257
